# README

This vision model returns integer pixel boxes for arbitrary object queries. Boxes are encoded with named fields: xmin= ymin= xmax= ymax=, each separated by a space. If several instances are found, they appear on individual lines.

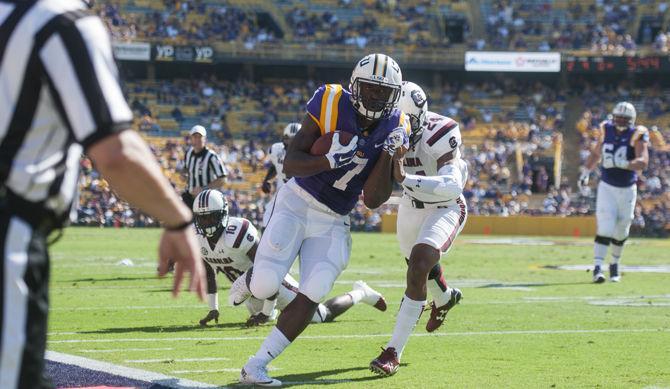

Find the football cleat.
xmin=369 ymin=347 xmax=399 ymax=376
xmin=240 ymin=359 xmax=281 ymax=387
xmin=609 ymin=263 xmax=621 ymax=282
xmin=199 ymin=309 xmax=219 ymax=326
xmin=593 ymin=266 xmax=606 ymax=283
xmin=353 ymin=280 xmax=387 ymax=311
xmin=229 ymin=273 xmax=252 ymax=306
xmin=245 ymin=312 xmax=271 ymax=327
xmin=426 ymin=287 xmax=462 ymax=333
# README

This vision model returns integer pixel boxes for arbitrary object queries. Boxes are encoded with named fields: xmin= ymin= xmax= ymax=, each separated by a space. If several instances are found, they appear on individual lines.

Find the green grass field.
xmin=48 ymin=228 xmax=670 ymax=388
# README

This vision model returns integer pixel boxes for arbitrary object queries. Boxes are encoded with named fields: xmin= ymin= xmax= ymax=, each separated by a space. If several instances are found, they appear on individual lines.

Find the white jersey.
xmin=196 ymin=217 xmax=260 ymax=282
xmin=269 ymin=142 xmax=288 ymax=190
xmin=401 ymin=111 xmax=468 ymax=204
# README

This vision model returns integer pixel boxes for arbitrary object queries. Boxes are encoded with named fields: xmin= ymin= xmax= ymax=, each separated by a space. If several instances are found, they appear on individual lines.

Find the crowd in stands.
xmin=479 ymin=1 xmax=639 ymax=54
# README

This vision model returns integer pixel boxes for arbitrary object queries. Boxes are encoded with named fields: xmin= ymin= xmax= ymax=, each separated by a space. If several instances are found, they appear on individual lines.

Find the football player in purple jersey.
xmin=580 ymin=102 xmax=649 ymax=283
xmin=233 ymin=53 xmax=410 ymax=386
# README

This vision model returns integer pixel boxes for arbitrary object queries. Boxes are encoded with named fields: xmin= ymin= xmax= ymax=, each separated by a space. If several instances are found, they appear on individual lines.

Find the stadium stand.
xmin=73 ymin=0 xmax=669 ymax=237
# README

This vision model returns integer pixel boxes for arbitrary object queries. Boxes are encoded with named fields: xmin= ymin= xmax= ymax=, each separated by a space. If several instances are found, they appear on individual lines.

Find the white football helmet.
xmin=349 ymin=53 xmax=402 ymax=121
xmin=398 ymin=81 xmax=428 ymax=137
xmin=282 ymin=122 xmax=301 ymax=147
xmin=193 ymin=189 xmax=229 ymax=237
xmin=612 ymin=102 xmax=636 ymax=130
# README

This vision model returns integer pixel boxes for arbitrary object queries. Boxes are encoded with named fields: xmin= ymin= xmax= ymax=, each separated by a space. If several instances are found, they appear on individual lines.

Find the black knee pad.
xmin=594 ymin=235 xmax=612 ymax=245
xmin=611 ymin=237 xmax=627 ymax=246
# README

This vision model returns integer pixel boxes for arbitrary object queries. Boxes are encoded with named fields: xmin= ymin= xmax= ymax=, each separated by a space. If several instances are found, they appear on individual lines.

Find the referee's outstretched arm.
xmin=89 ymin=130 xmax=206 ymax=299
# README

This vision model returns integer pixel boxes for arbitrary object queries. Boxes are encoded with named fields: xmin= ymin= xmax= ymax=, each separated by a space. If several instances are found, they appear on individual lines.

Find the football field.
xmin=47 ymin=228 xmax=670 ymax=388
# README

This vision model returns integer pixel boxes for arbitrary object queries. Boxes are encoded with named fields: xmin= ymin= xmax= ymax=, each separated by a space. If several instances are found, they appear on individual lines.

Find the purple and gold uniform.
xmin=295 ymin=84 xmax=410 ymax=215
xmin=595 ymin=121 xmax=648 ymax=246
xmin=599 ymin=120 xmax=649 ymax=187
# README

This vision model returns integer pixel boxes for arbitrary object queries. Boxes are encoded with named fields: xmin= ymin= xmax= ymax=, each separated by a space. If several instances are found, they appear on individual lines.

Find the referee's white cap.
xmin=189 ymin=125 xmax=207 ymax=137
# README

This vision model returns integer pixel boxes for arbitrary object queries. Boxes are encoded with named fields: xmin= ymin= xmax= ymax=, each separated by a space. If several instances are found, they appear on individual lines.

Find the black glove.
xmin=261 ymin=180 xmax=272 ymax=194
xmin=199 ymin=309 xmax=219 ymax=326
xmin=245 ymin=312 xmax=270 ymax=327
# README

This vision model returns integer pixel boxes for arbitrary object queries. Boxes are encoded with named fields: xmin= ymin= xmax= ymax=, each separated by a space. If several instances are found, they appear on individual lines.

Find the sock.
xmin=252 ymin=326 xmax=291 ymax=365
xmin=207 ymin=293 xmax=218 ymax=310
xmin=387 ymin=295 xmax=426 ymax=360
xmin=611 ymin=244 xmax=624 ymax=264
xmin=261 ymin=299 xmax=277 ymax=316
xmin=428 ymin=279 xmax=452 ymax=307
xmin=347 ymin=289 xmax=365 ymax=305
xmin=594 ymin=243 xmax=608 ymax=268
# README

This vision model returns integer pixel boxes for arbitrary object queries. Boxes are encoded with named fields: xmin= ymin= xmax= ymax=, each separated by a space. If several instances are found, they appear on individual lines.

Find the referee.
xmin=0 ymin=2 xmax=205 ymax=388
xmin=182 ymin=125 xmax=227 ymax=209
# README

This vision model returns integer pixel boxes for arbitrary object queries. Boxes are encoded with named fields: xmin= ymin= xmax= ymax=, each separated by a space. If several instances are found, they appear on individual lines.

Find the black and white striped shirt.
xmin=184 ymin=147 xmax=227 ymax=193
xmin=0 ymin=0 xmax=132 ymax=225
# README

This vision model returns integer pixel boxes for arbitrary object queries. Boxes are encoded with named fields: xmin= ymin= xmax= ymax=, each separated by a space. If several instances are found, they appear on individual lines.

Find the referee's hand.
xmin=158 ymin=225 xmax=206 ymax=300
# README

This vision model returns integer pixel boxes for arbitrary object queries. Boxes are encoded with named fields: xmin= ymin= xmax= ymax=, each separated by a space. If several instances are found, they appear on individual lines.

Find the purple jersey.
xmin=599 ymin=120 xmax=649 ymax=187
xmin=295 ymin=84 xmax=410 ymax=215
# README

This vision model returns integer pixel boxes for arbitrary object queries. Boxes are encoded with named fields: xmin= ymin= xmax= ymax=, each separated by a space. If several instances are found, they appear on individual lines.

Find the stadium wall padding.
xmin=381 ymin=214 xmax=596 ymax=236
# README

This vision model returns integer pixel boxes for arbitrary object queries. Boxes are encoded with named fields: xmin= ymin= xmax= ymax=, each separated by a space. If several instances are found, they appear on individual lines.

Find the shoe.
xmin=240 ymin=359 xmax=281 ymax=387
xmin=370 ymin=347 xmax=399 ymax=376
xmin=593 ymin=266 xmax=606 ymax=283
xmin=199 ymin=309 xmax=219 ymax=326
xmin=609 ymin=263 xmax=621 ymax=282
xmin=353 ymin=280 xmax=387 ymax=311
xmin=426 ymin=288 xmax=462 ymax=333
xmin=229 ymin=272 xmax=252 ymax=306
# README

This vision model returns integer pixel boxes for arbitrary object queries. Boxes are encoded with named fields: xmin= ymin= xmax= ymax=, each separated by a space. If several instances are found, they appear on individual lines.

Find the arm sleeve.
xmin=236 ymin=222 xmax=260 ymax=252
xmin=39 ymin=14 xmax=133 ymax=149
xmin=402 ymin=160 xmax=467 ymax=199
xmin=208 ymin=152 xmax=227 ymax=181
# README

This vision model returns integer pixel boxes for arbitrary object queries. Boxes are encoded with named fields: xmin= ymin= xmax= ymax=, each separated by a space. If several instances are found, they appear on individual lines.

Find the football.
xmin=310 ymin=131 xmax=355 ymax=155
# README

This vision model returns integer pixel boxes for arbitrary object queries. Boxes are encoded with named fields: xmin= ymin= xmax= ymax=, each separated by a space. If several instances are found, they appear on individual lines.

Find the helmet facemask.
xmin=350 ymin=79 xmax=400 ymax=121
xmin=195 ymin=209 xmax=228 ymax=238
xmin=612 ymin=102 xmax=636 ymax=131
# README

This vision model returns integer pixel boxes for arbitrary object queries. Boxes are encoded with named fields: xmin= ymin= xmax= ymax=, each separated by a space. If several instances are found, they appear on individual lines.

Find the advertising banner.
xmin=465 ymin=51 xmax=561 ymax=72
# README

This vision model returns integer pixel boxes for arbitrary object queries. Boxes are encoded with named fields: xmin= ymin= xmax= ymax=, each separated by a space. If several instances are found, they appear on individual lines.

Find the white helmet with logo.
xmin=349 ymin=53 xmax=402 ymax=120
xmin=612 ymin=102 xmax=636 ymax=130
xmin=193 ymin=189 xmax=229 ymax=237
xmin=282 ymin=122 xmax=301 ymax=138
xmin=398 ymin=81 xmax=428 ymax=136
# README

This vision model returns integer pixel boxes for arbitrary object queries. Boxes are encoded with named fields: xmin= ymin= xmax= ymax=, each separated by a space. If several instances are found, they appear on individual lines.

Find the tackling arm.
xmin=400 ymin=161 xmax=465 ymax=199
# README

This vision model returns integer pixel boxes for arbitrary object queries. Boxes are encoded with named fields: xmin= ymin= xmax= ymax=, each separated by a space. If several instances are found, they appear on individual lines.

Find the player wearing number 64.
xmin=579 ymin=102 xmax=649 ymax=284
xmin=235 ymin=53 xmax=410 ymax=386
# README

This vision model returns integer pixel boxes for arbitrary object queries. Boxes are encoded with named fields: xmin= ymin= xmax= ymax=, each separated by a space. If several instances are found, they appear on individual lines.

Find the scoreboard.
xmin=565 ymin=56 xmax=670 ymax=73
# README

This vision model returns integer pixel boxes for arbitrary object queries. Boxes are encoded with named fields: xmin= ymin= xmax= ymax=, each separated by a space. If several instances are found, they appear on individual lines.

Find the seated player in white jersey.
xmin=232 ymin=53 xmax=408 ymax=386
xmin=370 ymin=81 xmax=468 ymax=376
xmin=192 ymin=189 xmax=387 ymax=327
xmin=261 ymin=123 xmax=301 ymax=231
xmin=579 ymin=102 xmax=649 ymax=283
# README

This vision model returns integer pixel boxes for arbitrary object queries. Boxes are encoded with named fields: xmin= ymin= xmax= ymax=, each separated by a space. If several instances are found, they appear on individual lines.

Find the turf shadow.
xmin=477 ymin=281 xmax=592 ymax=289
xmin=77 ymin=323 xmax=251 ymax=334
xmin=226 ymin=365 xmax=406 ymax=387
xmin=64 ymin=276 xmax=160 ymax=283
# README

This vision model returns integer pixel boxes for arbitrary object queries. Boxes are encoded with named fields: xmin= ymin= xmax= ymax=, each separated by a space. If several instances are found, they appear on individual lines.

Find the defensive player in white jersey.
xmin=261 ymin=123 xmax=301 ymax=229
xmin=192 ymin=189 xmax=387 ymax=327
xmin=370 ymin=82 xmax=468 ymax=376
xmin=579 ymin=102 xmax=649 ymax=283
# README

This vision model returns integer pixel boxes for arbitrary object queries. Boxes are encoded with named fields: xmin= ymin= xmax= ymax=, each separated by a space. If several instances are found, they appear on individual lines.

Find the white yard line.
xmin=126 ymin=357 xmax=229 ymax=363
xmin=45 ymin=351 xmax=219 ymax=388
xmin=48 ymin=328 xmax=670 ymax=344
xmin=80 ymin=348 xmax=174 ymax=353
